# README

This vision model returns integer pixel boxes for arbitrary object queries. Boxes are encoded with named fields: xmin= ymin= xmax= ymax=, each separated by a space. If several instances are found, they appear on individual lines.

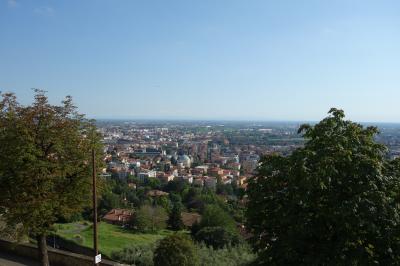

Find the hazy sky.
xmin=1 ymin=0 xmax=400 ymax=122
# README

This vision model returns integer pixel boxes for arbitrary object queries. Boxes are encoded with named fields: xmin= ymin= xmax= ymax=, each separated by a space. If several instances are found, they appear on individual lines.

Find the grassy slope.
xmin=55 ymin=222 xmax=170 ymax=257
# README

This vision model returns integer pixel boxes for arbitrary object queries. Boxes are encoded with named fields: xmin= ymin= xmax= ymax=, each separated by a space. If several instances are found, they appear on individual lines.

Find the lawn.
xmin=55 ymin=222 xmax=170 ymax=257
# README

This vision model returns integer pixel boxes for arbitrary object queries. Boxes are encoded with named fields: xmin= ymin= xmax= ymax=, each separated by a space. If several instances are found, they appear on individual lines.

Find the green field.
xmin=55 ymin=222 xmax=170 ymax=257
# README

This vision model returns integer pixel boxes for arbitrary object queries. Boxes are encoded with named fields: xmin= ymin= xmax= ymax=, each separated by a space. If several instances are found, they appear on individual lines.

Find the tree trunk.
xmin=37 ymin=234 xmax=50 ymax=266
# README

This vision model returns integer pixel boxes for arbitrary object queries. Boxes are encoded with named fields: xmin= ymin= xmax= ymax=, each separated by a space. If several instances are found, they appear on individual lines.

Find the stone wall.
xmin=47 ymin=235 xmax=111 ymax=259
xmin=0 ymin=239 xmax=124 ymax=266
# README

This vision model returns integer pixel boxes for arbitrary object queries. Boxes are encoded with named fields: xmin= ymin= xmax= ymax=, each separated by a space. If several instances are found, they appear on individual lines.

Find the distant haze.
xmin=1 ymin=0 xmax=400 ymax=122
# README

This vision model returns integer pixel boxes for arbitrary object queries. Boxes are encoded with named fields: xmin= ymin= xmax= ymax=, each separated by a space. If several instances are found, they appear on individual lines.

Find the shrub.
xmin=197 ymin=243 xmax=256 ymax=266
xmin=111 ymin=237 xmax=256 ymax=266
xmin=194 ymin=226 xmax=240 ymax=249
xmin=111 ymin=243 xmax=155 ymax=266
xmin=153 ymin=234 xmax=198 ymax=266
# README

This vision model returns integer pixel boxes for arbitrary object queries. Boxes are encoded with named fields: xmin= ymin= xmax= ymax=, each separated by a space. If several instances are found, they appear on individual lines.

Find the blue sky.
xmin=1 ymin=0 xmax=399 ymax=122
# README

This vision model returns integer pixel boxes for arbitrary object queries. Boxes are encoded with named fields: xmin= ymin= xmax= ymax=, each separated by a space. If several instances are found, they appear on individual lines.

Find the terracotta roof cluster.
xmin=103 ymin=208 xmax=133 ymax=224
xmin=181 ymin=212 xmax=201 ymax=227
xmin=147 ymin=190 xmax=169 ymax=197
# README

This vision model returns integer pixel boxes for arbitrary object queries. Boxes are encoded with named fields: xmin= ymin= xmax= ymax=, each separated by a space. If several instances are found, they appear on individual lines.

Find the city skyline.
xmin=1 ymin=0 xmax=400 ymax=122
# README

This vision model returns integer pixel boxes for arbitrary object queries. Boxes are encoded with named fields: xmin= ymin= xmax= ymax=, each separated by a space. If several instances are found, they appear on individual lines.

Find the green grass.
xmin=55 ymin=222 xmax=171 ymax=257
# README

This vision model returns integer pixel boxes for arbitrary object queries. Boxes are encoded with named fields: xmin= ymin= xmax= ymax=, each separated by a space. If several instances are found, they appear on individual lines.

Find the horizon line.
xmin=90 ymin=116 xmax=400 ymax=125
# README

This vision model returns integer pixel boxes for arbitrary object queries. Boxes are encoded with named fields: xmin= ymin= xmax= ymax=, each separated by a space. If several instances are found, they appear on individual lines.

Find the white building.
xmin=138 ymin=170 xmax=157 ymax=182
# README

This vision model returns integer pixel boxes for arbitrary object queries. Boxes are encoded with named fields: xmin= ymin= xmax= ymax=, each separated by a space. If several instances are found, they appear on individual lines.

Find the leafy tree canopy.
xmin=0 ymin=90 xmax=103 ymax=265
xmin=246 ymin=108 xmax=400 ymax=265
xmin=199 ymin=204 xmax=237 ymax=233
xmin=153 ymin=234 xmax=198 ymax=266
xmin=168 ymin=203 xmax=184 ymax=231
xmin=194 ymin=226 xmax=240 ymax=249
xmin=130 ymin=204 xmax=167 ymax=232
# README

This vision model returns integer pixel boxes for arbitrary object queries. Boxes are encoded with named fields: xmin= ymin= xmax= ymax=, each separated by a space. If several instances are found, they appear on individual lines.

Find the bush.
xmin=111 ymin=243 xmax=155 ymax=266
xmin=197 ymin=243 xmax=256 ymax=266
xmin=111 ymin=237 xmax=256 ymax=266
xmin=194 ymin=226 xmax=240 ymax=249
xmin=153 ymin=234 xmax=198 ymax=266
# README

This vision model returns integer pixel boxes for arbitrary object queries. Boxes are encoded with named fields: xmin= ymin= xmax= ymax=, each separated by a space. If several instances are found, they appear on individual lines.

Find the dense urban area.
xmin=99 ymin=120 xmax=400 ymax=189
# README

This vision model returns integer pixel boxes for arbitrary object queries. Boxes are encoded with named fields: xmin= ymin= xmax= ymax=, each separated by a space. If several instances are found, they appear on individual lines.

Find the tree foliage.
xmin=199 ymin=204 xmax=236 ymax=233
xmin=246 ymin=108 xmax=400 ymax=265
xmin=191 ymin=204 xmax=240 ymax=248
xmin=153 ymin=234 xmax=198 ymax=266
xmin=168 ymin=203 xmax=184 ymax=231
xmin=131 ymin=204 xmax=168 ymax=232
xmin=111 ymin=242 xmax=155 ymax=266
xmin=194 ymin=226 xmax=240 ymax=249
xmin=0 ymin=90 xmax=103 ymax=265
xmin=197 ymin=242 xmax=256 ymax=266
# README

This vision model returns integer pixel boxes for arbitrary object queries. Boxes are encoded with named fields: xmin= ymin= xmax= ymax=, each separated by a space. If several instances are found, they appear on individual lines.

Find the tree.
xmin=168 ymin=203 xmax=184 ymax=231
xmin=199 ymin=205 xmax=236 ymax=233
xmin=98 ymin=191 xmax=122 ymax=215
xmin=0 ymin=91 xmax=103 ymax=266
xmin=191 ymin=204 xmax=239 ymax=247
xmin=153 ymin=234 xmax=198 ymax=266
xmin=131 ymin=204 xmax=167 ymax=232
xmin=194 ymin=226 xmax=240 ymax=249
xmin=153 ymin=195 xmax=172 ymax=213
xmin=246 ymin=108 xmax=400 ymax=265
xmin=146 ymin=177 xmax=161 ymax=189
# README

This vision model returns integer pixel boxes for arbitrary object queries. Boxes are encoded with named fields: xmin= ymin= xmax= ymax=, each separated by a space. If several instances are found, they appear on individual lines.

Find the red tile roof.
xmin=103 ymin=208 xmax=133 ymax=224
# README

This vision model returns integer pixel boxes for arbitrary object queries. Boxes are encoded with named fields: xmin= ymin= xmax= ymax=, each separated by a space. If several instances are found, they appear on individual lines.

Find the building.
xmin=179 ymin=175 xmax=193 ymax=184
xmin=147 ymin=190 xmax=169 ymax=197
xmin=193 ymin=177 xmax=205 ymax=187
xmin=177 ymin=155 xmax=191 ymax=168
xmin=103 ymin=209 xmax=133 ymax=225
xmin=137 ymin=170 xmax=157 ymax=182
xmin=209 ymin=167 xmax=224 ymax=177
xmin=204 ymin=176 xmax=217 ymax=189
xmin=181 ymin=212 xmax=201 ymax=228
xmin=133 ymin=148 xmax=164 ymax=157
xmin=194 ymin=165 xmax=208 ymax=174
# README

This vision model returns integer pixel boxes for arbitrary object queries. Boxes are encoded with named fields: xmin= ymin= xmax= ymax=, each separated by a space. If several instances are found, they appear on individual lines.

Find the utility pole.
xmin=92 ymin=149 xmax=99 ymax=265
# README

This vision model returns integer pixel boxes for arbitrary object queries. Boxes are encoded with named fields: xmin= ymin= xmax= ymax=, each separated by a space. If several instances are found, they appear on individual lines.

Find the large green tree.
xmin=246 ymin=108 xmax=400 ymax=265
xmin=0 ymin=90 xmax=103 ymax=266
xmin=153 ymin=234 xmax=198 ymax=266
xmin=192 ymin=204 xmax=240 ymax=248
xmin=199 ymin=204 xmax=236 ymax=232
xmin=168 ymin=202 xmax=184 ymax=231
xmin=130 ymin=204 xmax=168 ymax=232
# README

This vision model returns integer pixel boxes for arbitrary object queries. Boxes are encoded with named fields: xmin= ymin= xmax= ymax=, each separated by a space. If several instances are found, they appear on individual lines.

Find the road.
xmin=0 ymin=251 xmax=39 ymax=266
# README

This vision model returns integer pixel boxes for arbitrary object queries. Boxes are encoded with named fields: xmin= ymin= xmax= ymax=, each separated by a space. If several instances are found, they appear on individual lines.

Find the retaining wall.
xmin=0 ymin=239 xmax=123 ymax=266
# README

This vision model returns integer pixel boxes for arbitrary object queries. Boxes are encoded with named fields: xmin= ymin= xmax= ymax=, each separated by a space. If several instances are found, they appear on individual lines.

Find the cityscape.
xmin=1 ymin=0 xmax=400 ymax=266
xmin=99 ymin=119 xmax=400 ymax=191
